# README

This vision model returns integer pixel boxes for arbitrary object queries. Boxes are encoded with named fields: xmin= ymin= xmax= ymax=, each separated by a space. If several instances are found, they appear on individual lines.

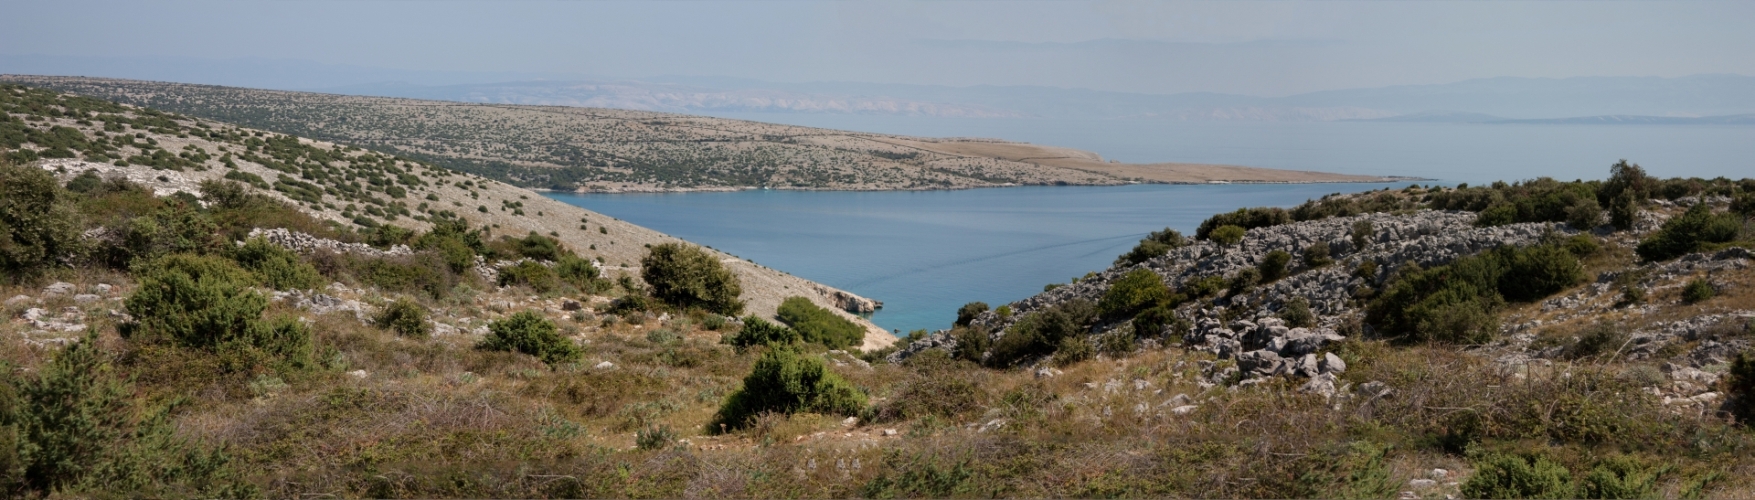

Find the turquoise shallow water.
xmin=547 ymin=183 xmax=1391 ymax=335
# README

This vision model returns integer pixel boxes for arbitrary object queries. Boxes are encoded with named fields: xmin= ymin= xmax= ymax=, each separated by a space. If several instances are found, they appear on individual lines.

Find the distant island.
xmin=1 ymin=75 xmax=1412 ymax=192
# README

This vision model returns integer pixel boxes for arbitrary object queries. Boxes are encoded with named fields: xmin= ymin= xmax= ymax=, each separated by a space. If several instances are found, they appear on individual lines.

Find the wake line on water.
xmin=841 ymin=232 xmax=1146 ymax=289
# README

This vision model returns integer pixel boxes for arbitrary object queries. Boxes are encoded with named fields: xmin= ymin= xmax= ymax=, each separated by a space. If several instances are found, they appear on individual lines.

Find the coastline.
xmin=535 ymin=175 xmax=1430 ymax=195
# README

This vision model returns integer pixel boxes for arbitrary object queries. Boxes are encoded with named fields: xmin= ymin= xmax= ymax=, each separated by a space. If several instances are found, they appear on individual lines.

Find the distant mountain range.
xmin=316 ymin=74 xmax=1755 ymax=123
xmin=5 ymin=53 xmax=1753 ymax=123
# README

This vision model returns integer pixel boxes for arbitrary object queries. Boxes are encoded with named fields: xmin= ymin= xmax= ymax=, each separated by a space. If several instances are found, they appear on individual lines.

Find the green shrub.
xmin=1567 ymin=196 xmax=1604 ymax=230
xmin=722 ymin=316 xmax=800 ymax=349
xmin=1279 ymin=297 xmax=1315 ymax=328
xmin=0 ymin=334 xmax=254 ymax=496
xmin=374 ymin=298 xmax=430 ymax=339
xmin=1350 ymin=220 xmax=1375 ymax=250
xmin=555 ymin=255 xmax=604 ymax=292
xmin=510 ymin=231 xmax=562 ymax=261
xmin=1681 ymin=278 xmax=1716 ymax=304
xmin=1568 ymin=321 xmax=1627 ymax=360
xmin=1728 ymin=351 xmax=1755 ymax=424
xmin=1636 ymin=203 xmax=1742 ymax=261
xmin=498 ymin=260 xmax=558 ymax=293
xmin=1209 ymin=225 xmax=1246 ymax=246
xmin=1499 ymin=243 xmax=1583 ymax=302
xmin=229 ymin=237 xmax=322 ymax=290
xmin=710 ymin=348 xmax=867 ymax=431
xmin=122 ymin=254 xmax=265 ymax=349
xmin=1302 ymin=241 xmax=1333 ymax=268
xmin=118 ymin=202 xmax=220 ymax=265
xmin=951 ymin=327 xmax=991 ymax=364
xmin=1353 ymin=260 xmax=1379 ymax=282
xmin=1131 ymin=305 xmax=1177 ymax=339
xmin=776 ymin=297 xmax=864 ymax=350
xmin=355 ymin=252 xmax=458 ymax=299
xmin=1461 ymin=453 xmax=1575 ymax=499
xmin=1115 ymin=228 xmax=1185 ymax=266
xmin=1186 ymin=275 xmax=1227 ymax=298
xmin=874 ymin=373 xmax=987 ymax=422
xmin=994 ymin=305 xmax=1012 ymax=319
xmin=477 ymin=311 xmax=580 ymax=366
xmin=1260 ymin=250 xmax=1293 ymax=282
xmin=954 ymin=302 xmax=988 ymax=327
xmin=1564 ymin=233 xmax=1600 ymax=258
xmin=641 ymin=243 xmax=744 ymax=315
xmin=988 ymin=300 xmax=1094 ymax=368
xmin=1476 ymin=202 xmax=1519 ymax=227
xmin=0 ymin=161 xmax=83 ymax=281
xmin=1228 ymin=268 xmax=1256 ymax=296
xmin=1196 ymin=207 xmax=1289 ymax=240
xmin=245 ymin=313 xmax=316 ymax=371
xmin=1098 ymin=269 xmax=1171 ymax=319
xmin=197 ymin=179 xmax=250 ymax=210
xmin=1578 ymin=455 xmax=1659 ymax=499
xmin=1053 ymin=335 xmax=1096 ymax=366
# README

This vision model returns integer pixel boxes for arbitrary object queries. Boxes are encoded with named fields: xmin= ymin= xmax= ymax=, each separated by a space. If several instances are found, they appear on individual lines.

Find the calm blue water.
xmin=548 ymin=118 xmax=1755 ymax=335
xmin=549 ymin=184 xmax=1389 ymax=334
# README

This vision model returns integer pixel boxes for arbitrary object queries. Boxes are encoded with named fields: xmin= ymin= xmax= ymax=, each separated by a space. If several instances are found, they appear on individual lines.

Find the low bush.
xmin=1636 ymin=203 xmax=1742 ymax=261
xmin=1259 ymin=250 xmax=1293 ymax=282
xmin=1097 ymin=269 xmax=1171 ymax=319
xmin=951 ymin=327 xmax=992 ymax=364
xmin=1301 ymin=241 xmax=1333 ymax=268
xmin=477 ymin=311 xmax=580 ymax=366
xmin=122 ymin=254 xmax=265 ymax=349
xmin=634 ymin=425 xmax=676 ymax=450
xmin=1196 ymin=207 xmax=1290 ymax=240
xmin=641 ymin=242 xmax=744 ymax=315
xmin=710 ymin=348 xmax=867 ymax=432
xmin=1350 ymin=220 xmax=1376 ymax=250
xmin=1369 ymin=243 xmax=1579 ymax=344
xmin=498 ymin=260 xmax=558 ymax=293
xmin=229 ymin=237 xmax=322 ymax=290
xmin=1564 ymin=233 xmax=1600 ymax=258
xmin=1728 ymin=351 xmax=1755 ymax=424
xmin=1461 ymin=452 xmax=1575 ymax=499
xmin=1499 ymin=243 xmax=1583 ymax=302
xmin=1052 ymin=335 xmax=1096 ymax=366
xmin=1567 ymin=196 xmax=1604 ymax=230
xmin=1115 ymin=228 xmax=1186 ymax=266
xmin=374 ymin=298 xmax=431 ymax=339
xmin=353 ymin=251 xmax=458 ymax=300
xmin=1209 ymin=225 xmax=1246 ymax=246
xmin=555 ymin=255 xmax=605 ymax=292
xmin=1568 ymin=321 xmax=1627 ymax=360
xmin=1681 ymin=278 xmax=1716 ymax=304
xmin=0 ymin=161 xmax=83 ymax=281
xmin=874 ymin=375 xmax=987 ymax=422
xmin=1279 ymin=297 xmax=1315 ymax=328
xmin=1578 ymin=455 xmax=1660 ymax=499
xmin=776 ymin=297 xmax=865 ymax=349
xmin=988 ymin=300 xmax=1094 ymax=368
xmin=1130 ymin=305 xmax=1177 ymax=338
xmin=954 ymin=302 xmax=988 ymax=327
xmin=722 ymin=316 xmax=800 ymax=349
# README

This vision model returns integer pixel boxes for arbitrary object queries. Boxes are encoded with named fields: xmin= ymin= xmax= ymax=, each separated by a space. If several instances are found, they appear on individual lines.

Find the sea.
xmin=547 ymin=116 xmax=1755 ymax=335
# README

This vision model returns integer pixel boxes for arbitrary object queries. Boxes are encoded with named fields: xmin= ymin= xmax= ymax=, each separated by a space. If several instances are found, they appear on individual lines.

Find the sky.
xmin=2 ymin=1 xmax=1753 ymax=96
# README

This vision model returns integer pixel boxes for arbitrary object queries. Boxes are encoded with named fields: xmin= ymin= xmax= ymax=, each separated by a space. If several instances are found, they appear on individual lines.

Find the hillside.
xmin=0 ymin=83 xmax=894 ymax=350
xmin=8 ymin=80 xmax=1755 ymax=498
xmin=0 ymin=76 xmax=1404 ymax=192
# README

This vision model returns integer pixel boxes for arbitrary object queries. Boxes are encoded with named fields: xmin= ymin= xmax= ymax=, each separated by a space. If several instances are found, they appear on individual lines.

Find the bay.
xmin=547 ymin=183 xmax=1388 ymax=335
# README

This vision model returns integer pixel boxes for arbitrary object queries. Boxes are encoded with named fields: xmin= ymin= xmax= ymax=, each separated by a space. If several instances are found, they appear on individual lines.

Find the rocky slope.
xmin=2 ymin=83 xmax=895 ymax=350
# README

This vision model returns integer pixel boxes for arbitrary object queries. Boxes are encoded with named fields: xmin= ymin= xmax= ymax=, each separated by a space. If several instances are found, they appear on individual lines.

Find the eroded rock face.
xmin=890 ymin=209 xmax=1562 ymax=367
xmin=246 ymin=227 xmax=411 ymax=258
xmin=810 ymin=283 xmax=883 ymax=314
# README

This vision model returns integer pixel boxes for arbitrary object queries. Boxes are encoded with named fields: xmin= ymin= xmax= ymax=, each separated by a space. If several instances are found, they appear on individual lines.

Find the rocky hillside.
xmin=0 ymin=83 xmax=894 ymax=350
xmin=1 ymin=75 xmax=1404 ymax=192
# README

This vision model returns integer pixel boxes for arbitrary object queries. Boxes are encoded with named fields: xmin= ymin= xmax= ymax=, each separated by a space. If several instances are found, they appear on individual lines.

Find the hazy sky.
xmin=3 ymin=0 xmax=1752 ymax=96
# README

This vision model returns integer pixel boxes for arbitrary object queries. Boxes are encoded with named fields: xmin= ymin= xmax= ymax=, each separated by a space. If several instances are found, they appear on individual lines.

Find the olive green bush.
xmin=229 ymin=237 xmax=322 ymax=291
xmin=1350 ymin=220 xmax=1375 ymax=250
xmin=1209 ymin=225 xmax=1246 ymax=246
xmin=709 ymin=348 xmax=867 ymax=432
xmin=640 ymin=243 xmax=744 ymax=315
xmin=954 ymin=301 xmax=988 ymax=327
xmin=1259 ymin=250 xmax=1293 ymax=282
xmin=1460 ymin=452 xmax=1575 ymax=499
xmin=1115 ymin=228 xmax=1185 ymax=266
xmin=0 ymin=161 xmax=83 ymax=281
xmin=776 ymin=297 xmax=864 ymax=350
xmin=1196 ymin=207 xmax=1289 ymax=239
xmin=122 ymin=254 xmax=265 ymax=349
xmin=1097 ymin=269 xmax=1171 ymax=319
xmin=1681 ymin=278 xmax=1716 ymax=304
xmin=1301 ymin=241 xmax=1333 ymax=268
xmin=555 ymin=255 xmax=605 ymax=293
xmin=1636 ymin=203 xmax=1742 ymax=261
xmin=1369 ymin=243 xmax=1580 ymax=344
xmin=1728 ymin=351 xmax=1755 ymax=424
xmin=1578 ymin=455 xmax=1659 ymax=499
xmin=721 ymin=316 xmax=800 ymax=349
xmin=1566 ymin=197 xmax=1603 ymax=230
xmin=374 ymin=298 xmax=431 ymax=339
xmin=988 ymin=300 xmax=1095 ymax=368
xmin=498 ymin=260 xmax=558 ymax=293
xmin=477 ymin=311 xmax=580 ymax=366
xmin=1279 ymin=297 xmax=1315 ymax=328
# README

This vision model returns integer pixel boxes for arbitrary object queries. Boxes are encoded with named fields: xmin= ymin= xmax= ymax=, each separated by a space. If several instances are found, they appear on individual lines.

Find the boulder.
xmin=1237 ymin=350 xmax=1284 ymax=377
xmin=43 ymin=282 xmax=75 ymax=296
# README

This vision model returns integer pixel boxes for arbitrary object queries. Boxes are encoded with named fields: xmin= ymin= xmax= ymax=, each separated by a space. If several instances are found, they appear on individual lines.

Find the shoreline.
xmin=534 ymin=176 xmax=1433 ymax=195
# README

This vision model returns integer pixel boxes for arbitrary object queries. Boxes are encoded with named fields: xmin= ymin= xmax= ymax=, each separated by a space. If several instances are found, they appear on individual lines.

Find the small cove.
xmin=547 ymin=183 xmax=1394 ymax=335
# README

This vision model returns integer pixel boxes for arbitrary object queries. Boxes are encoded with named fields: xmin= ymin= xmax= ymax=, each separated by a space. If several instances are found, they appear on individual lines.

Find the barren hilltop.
xmin=1 ymin=75 xmax=1407 ymax=192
